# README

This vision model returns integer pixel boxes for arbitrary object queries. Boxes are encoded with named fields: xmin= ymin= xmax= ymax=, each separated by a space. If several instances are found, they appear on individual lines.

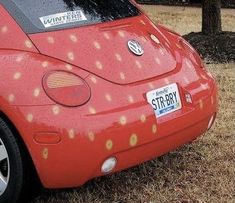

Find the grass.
xmin=32 ymin=6 xmax=235 ymax=203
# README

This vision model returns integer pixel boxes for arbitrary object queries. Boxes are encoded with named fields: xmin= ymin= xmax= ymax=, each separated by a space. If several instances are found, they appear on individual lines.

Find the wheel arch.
xmin=0 ymin=110 xmax=42 ymax=187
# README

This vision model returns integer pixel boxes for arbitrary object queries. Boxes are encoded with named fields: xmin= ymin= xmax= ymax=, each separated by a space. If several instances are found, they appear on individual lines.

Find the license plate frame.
xmin=146 ymin=83 xmax=182 ymax=118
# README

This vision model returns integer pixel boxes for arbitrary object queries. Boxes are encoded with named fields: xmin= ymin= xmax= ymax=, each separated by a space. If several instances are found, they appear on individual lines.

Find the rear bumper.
xmin=98 ymin=113 xmax=214 ymax=177
xmin=9 ymin=82 xmax=217 ymax=189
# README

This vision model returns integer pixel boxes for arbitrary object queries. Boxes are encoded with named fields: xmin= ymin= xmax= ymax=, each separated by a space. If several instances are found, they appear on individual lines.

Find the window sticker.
xmin=39 ymin=10 xmax=87 ymax=28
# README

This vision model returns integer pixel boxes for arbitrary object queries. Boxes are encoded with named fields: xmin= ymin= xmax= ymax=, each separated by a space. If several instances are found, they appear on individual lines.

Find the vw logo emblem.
xmin=127 ymin=40 xmax=144 ymax=56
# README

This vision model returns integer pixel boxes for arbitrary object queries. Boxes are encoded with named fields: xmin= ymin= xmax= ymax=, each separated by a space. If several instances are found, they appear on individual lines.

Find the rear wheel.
xmin=0 ymin=118 xmax=25 ymax=203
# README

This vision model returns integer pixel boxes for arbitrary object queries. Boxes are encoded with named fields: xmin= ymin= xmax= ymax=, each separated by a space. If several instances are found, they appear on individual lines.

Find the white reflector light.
xmin=101 ymin=157 xmax=117 ymax=174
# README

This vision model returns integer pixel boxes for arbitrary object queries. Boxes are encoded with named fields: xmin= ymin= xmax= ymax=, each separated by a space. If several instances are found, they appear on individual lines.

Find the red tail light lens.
xmin=43 ymin=71 xmax=91 ymax=107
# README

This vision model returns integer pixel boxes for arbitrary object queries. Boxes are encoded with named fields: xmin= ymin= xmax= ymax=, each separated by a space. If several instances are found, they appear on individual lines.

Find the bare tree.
xmin=202 ymin=0 xmax=222 ymax=35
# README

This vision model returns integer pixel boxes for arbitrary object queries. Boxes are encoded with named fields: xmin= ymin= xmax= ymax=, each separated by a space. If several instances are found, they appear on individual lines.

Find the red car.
xmin=0 ymin=0 xmax=217 ymax=202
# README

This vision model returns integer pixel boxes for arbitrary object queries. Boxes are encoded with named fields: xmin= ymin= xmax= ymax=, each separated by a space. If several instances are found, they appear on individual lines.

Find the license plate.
xmin=146 ymin=83 xmax=182 ymax=118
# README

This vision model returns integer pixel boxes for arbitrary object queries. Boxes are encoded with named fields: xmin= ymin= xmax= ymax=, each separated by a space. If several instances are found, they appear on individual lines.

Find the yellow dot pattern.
xmin=8 ymin=94 xmax=15 ymax=102
xmin=47 ymin=36 xmax=55 ymax=44
xmin=90 ymin=76 xmax=97 ymax=84
xmin=129 ymin=134 xmax=138 ymax=147
xmin=120 ymin=72 xmax=125 ymax=80
xmin=68 ymin=129 xmax=75 ymax=139
xmin=69 ymin=34 xmax=78 ymax=43
xmin=33 ymin=88 xmax=40 ymax=97
xmin=118 ymin=31 xmax=125 ymax=38
xmin=199 ymin=100 xmax=204 ymax=110
xmin=105 ymin=94 xmax=112 ymax=102
xmin=135 ymin=60 xmax=142 ymax=69
xmin=94 ymin=41 xmax=101 ymax=49
xmin=25 ymin=40 xmax=33 ymax=48
xmin=16 ymin=56 xmax=23 ymax=63
xmin=88 ymin=131 xmax=95 ymax=141
xmin=52 ymin=105 xmax=60 ymax=115
xmin=95 ymin=61 xmax=103 ymax=70
xmin=42 ymin=61 xmax=49 ymax=68
xmin=140 ymin=114 xmax=146 ymax=123
xmin=1 ymin=25 xmax=8 ymax=33
xmin=42 ymin=148 xmax=49 ymax=160
xmin=106 ymin=139 xmax=113 ymax=150
xmin=115 ymin=53 xmax=122 ymax=62
xmin=67 ymin=52 xmax=75 ymax=61
xmin=119 ymin=116 xmax=127 ymax=125
xmin=89 ymin=107 xmax=96 ymax=114
xmin=26 ymin=114 xmax=33 ymax=122
xmin=13 ymin=72 xmax=21 ymax=80
xmin=128 ymin=95 xmax=134 ymax=104
xmin=65 ymin=64 xmax=73 ymax=71
xmin=152 ymin=124 xmax=157 ymax=134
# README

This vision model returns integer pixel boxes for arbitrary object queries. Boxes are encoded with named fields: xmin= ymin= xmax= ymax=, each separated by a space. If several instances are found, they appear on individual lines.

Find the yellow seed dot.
xmin=105 ymin=94 xmax=112 ymax=102
xmin=89 ymin=107 xmax=96 ymax=114
xmin=94 ymin=41 xmax=101 ymax=49
xmin=68 ymin=129 xmax=75 ymax=139
xmin=164 ymin=78 xmax=170 ymax=85
xmin=120 ymin=72 xmax=125 ymax=80
xmin=103 ymin=33 xmax=110 ymax=40
xmin=27 ymin=114 xmax=33 ymax=122
xmin=135 ymin=60 xmax=142 ymax=69
xmin=155 ymin=57 xmax=161 ymax=65
xmin=1 ymin=26 xmax=8 ymax=33
xmin=128 ymin=95 xmax=134 ymax=103
xmin=34 ymin=88 xmax=40 ymax=97
xmin=25 ymin=40 xmax=33 ymax=48
xmin=42 ymin=61 xmax=48 ymax=68
xmin=67 ymin=52 xmax=75 ymax=61
xmin=65 ymin=64 xmax=73 ymax=70
xmin=90 ymin=76 xmax=97 ymax=84
xmin=88 ymin=131 xmax=95 ymax=142
xmin=95 ymin=61 xmax=103 ymax=70
xmin=148 ymin=82 xmax=154 ymax=89
xmin=14 ymin=72 xmax=21 ymax=80
xmin=140 ymin=114 xmax=146 ymax=123
xmin=129 ymin=134 xmax=138 ymax=147
xmin=52 ymin=105 xmax=60 ymax=115
xmin=42 ymin=148 xmax=49 ymax=160
xmin=47 ymin=36 xmax=55 ymax=44
xmin=115 ymin=53 xmax=122 ymax=62
xmin=199 ymin=100 xmax=204 ymax=110
xmin=152 ymin=124 xmax=157 ymax=134
xmin=140 ymin=20 xmax=146 ymax=25
xmin=106 ymin=139 xmax=113 ymax=150
xmin=69 ymin=34 xmax=78 ymax=42
xmin=8 ymin=94 xmax=15 ymax=102
xmin=119 ymin=116 xmax=127 ymax=125
xmin=16 ymin=56 xmax=23 ymax=63
xmin=118 ymin=31 xmax=125 ymax=38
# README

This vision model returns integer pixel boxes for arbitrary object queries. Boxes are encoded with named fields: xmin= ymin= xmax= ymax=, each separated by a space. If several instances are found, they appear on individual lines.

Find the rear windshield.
xmin=10 ymin=0 xmax=140 ymax=31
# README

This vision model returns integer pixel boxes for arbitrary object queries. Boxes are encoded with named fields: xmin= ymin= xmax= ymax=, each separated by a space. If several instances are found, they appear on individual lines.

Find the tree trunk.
xmin=202 ymin=0 xmax=222 ymax=35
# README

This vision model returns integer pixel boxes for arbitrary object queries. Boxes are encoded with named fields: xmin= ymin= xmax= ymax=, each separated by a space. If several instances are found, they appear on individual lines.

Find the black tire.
xmin=0 ymin=117 xmax=26 ymax=203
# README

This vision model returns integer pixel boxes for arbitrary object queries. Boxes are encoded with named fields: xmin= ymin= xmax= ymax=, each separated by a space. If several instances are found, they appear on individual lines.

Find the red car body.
xmin=0 ymin=0 xmax=217 ymax=194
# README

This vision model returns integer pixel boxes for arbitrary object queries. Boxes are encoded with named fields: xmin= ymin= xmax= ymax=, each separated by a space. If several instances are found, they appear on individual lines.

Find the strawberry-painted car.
xmin=0 ymin=0 xmax=217 ymax=202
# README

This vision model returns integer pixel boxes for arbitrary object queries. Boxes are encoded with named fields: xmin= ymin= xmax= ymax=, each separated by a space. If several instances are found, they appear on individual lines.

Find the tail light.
xmin=43 ymin=71 xmax=91 ymax=107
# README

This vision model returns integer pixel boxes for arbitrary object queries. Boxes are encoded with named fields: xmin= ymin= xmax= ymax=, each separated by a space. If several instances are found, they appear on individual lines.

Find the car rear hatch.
xmin=29 ymin=15 xmax=177 ymax=84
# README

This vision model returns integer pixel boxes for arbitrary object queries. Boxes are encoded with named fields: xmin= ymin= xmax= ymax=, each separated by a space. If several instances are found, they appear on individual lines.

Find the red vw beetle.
xmin=0 ymin=0 xmax=217 ymax=202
